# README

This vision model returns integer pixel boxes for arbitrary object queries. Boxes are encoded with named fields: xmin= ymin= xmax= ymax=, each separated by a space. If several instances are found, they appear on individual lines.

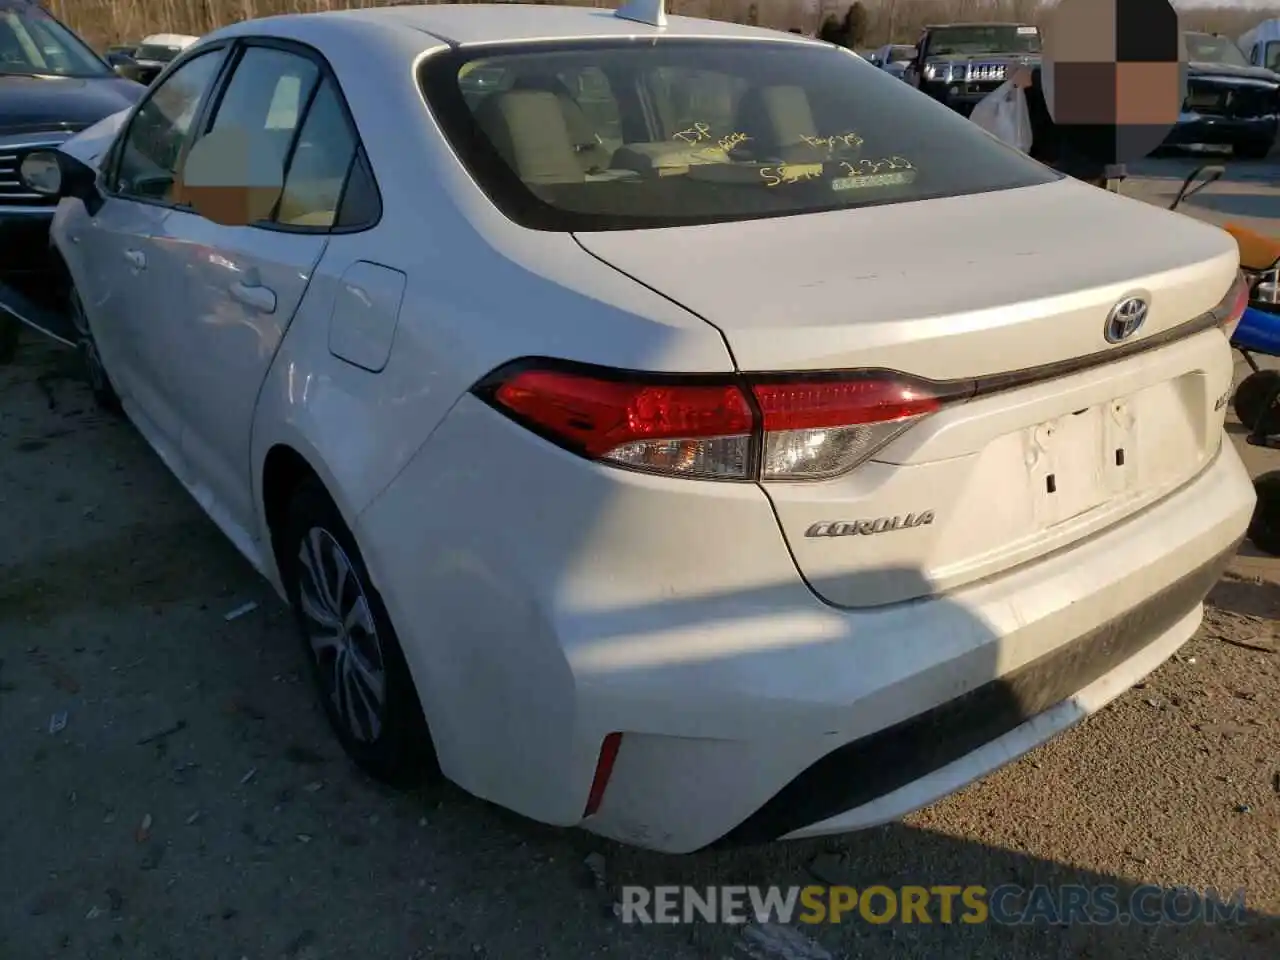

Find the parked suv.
xmin=0 ymin=0 xmax=144 ymax=320
xmin=904 ymin=22 xmax=1041 ymax=115
xmin=1165 ymin=32 xmax=1279 ymax=160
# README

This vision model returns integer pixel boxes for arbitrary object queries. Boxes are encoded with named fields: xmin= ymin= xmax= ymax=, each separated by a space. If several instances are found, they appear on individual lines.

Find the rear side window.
xmin=420 ymin=39 xmax=1057 ymax=232
xmin=195 ymin=42 xmax=377 ymax=231
xmin=207 ymin=46 xmax=320 ymax=177
xmin=277 ymin=78 xmax=358 ymax=227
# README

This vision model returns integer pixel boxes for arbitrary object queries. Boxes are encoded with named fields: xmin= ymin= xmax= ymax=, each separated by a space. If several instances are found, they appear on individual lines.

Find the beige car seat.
xmin=732 ymin=85 xmax=820 ymax=161
xmin=507 ymin=75 xmax=613 ymax=175
xmin=472 ymin=89 xmax=587 ymax=185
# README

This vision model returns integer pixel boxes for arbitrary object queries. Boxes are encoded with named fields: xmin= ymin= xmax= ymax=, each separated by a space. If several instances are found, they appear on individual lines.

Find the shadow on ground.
xmin=1207 ymin=571 xmax=1280 ymax=620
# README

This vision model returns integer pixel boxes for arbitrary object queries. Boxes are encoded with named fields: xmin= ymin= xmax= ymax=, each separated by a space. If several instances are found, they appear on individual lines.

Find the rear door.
xmin=85 ymin=43 xmax=228 ymax=450
xmin=147 ymin=40 xmax=357 ymax=535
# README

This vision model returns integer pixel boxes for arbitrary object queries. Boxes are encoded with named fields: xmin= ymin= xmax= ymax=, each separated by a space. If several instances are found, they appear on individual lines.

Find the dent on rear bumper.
xmin=359 ymin=393 xmax=1252 ymax=853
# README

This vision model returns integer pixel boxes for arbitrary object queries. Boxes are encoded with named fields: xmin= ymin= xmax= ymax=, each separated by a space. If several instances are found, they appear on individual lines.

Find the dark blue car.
xmin=0 ymin=0 xmax=145 ymax=292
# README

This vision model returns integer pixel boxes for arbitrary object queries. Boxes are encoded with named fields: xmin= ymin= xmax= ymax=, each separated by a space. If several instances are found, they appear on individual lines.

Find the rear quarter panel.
xmin=245 ymin=18 xmax=732 ymax=582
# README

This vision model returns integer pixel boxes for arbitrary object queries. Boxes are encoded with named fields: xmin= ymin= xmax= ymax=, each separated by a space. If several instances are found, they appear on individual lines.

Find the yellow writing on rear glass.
xmin=672 ymin=122 xmax=713 ymax=144
xmin=801 ymin=132 xmax=865 ymax=153
xmin=839 ymin=156 xmax=915 ymax=176
xmin=672 ymin=123 xmax=751 ymax=154
xmin=761 ymin=163 xmax=825 ymax=187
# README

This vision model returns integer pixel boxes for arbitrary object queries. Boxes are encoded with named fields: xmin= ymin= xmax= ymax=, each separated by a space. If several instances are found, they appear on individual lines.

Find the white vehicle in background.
xmin=871 ymin=42 xmax=916 ymax=79
xmin=129 ymin=32 xmax=200 ymax=84
xmin=16 ymin=0 xmax=1254 ymax=854
xmin=1240 ymin=19 xmax=1280 ymax=72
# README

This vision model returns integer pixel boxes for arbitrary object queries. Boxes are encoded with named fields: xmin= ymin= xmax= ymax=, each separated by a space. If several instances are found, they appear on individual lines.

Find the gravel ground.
xmin=2 ymin=159 xmax=1279 ymax=960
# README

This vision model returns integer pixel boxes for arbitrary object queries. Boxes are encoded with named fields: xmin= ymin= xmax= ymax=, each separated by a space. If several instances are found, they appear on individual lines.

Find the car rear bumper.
xmin=358 ymin=397 xmax=1253 ymax=853
xmin=1164 ymin=114 xmax=1278 ymax=147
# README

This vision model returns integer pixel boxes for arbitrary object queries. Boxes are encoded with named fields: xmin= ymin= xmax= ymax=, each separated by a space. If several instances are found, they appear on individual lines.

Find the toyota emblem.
xmin=1104 ymin=296 xmax=1149 ymax=344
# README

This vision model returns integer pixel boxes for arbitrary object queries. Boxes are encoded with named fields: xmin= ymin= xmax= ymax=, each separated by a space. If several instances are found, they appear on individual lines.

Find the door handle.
xmin=229 ymin=280 xmax=277 ymax=314
xmin=123 ymin=248 xmax=146 ymax=270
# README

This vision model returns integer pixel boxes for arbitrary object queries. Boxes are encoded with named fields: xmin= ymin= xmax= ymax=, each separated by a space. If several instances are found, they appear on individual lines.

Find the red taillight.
xmin=1218 ymin=271 xmax=1250 ymax=340
xmin=583 ymin=732 xmax=622 ymax=818
xmin=494 ymin=369 xmax=754 ymax=478
xmin=752 ymin=378 xmax=942 ymax=480
xmin=480 ymin=363 xmax=948 ymax=482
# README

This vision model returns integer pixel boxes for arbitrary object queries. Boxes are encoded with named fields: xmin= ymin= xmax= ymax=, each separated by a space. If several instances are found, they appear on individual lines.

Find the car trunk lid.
xmin=575 ymin=178 xmax=1240 ymax=606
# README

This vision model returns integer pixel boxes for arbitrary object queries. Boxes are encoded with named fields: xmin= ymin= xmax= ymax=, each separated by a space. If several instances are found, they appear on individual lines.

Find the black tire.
xmin=1234 ymin=138 xmax=1274 ymax=161
xmin=1232 ymin=369 xmax=1280 ymax=432
xmin=280 ymin=477 xmax=438 ymax=787
xmin=69 ymin=286 xmax=122 ymax=415
xmin=0 ymin=314 xmax=18 ymax=365
xmin=1248 ymin=471 xmax=1280 ymax=556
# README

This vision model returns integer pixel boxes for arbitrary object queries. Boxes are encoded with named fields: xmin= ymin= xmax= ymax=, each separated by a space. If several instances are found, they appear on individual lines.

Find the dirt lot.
xmin=2 ymin=159 xmax=1279 ymax=960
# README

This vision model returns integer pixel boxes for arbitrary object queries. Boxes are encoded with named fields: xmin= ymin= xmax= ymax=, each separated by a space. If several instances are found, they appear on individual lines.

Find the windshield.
xmin=0 ymin=1 xmax=109 ymax=77
xmin=928 ymin=25 xmax=1040 ymax=56
xmin=421 ymin=40 xmax=1056 ymax=232
xmin=1268 ymin=41 xmax=1280 ymax=72
xmin=1185 ymin=33 xmax=1250 ymax=67
xmin=887 ymin=45 xmax=915 ymax=63
xmin=136 ymin=42 xmax=184 ymax=63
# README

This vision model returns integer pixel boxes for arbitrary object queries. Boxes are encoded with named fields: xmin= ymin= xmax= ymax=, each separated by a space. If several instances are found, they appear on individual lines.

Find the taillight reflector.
xmin=752 ymin=378 xmax=942 ymax=480
xmin=752 ymin=378 xmax=941 ymax=431
xmin=583 ymin=732 xmax=622 ymax=819
xmin=480 ymin=363 xmax=948 ymax=482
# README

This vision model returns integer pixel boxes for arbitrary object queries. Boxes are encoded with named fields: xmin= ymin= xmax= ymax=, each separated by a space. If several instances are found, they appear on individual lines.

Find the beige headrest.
xmin=473 ymin=90 xmax=585 ymax=185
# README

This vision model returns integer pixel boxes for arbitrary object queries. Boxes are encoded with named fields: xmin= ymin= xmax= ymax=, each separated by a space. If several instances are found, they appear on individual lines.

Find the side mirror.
xmin=19 ymin=149 xmax=105 ymax=216
xmin=174 ymin=127 xmax=283 ymax=227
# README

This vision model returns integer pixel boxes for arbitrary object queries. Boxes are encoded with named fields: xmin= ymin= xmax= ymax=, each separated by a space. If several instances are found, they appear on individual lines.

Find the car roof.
xmin=226 ymin=2 xmax=814 ymax=48
xmin=140 ymin=33 xmax=199 ymax=46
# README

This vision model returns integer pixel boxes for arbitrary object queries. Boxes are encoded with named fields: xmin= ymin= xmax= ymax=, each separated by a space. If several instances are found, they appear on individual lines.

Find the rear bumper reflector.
xmin=583 ymin=732 xmax=623 ymax=819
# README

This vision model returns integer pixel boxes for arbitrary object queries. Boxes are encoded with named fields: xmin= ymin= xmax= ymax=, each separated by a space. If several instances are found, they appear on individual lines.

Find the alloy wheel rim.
xmin=296 ymin=527 xmax=387 ymax=743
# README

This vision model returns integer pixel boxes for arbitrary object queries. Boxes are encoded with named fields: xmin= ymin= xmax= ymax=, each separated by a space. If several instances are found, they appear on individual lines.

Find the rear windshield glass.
xmin=418 ymin=39 xmax=1058 ymax=232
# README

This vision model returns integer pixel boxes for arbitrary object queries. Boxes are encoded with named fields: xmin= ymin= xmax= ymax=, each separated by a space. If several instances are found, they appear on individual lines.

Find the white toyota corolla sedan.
xmin=21 ymin=1 xmax=1255 ymax=853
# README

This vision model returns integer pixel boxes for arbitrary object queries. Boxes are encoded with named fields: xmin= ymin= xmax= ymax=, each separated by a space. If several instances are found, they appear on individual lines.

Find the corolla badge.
xmin=805 ymin=512 xmax=935 ymax=538
xmin=1104 ymin=296 xmax=1149 ymax=344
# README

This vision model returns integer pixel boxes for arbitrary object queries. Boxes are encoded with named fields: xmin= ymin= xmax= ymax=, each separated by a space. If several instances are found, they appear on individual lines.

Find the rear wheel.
xmin=1232 ymin=369 xmax=1280 ymax=432
xmin=280 ymin=478 xmax=438 ymax=787
xmin=1248 ymin=471 xmax=1280 ymax=556
xmin=69 ymin=287 xmax=122 ymax=415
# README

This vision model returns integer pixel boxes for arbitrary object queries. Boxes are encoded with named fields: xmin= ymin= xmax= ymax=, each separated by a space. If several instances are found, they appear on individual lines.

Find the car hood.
xmin=574 ymin=177 xmax=1237 ymax=378
xmin=0 ymin=74 xmax=145 ymax=137
xmin=1188 ymin=61 xmax=1280 ymax=84
xmin=928 ymin=53 xmax=1039 ymax=64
